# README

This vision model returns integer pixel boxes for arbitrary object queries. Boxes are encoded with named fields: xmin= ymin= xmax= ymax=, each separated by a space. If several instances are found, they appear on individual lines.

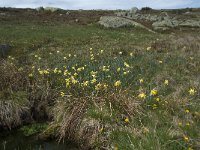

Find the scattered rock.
xmin=75 ymin=19 xmax=79 ymax=22
xmin=66 ymin=11 xmax=70 ymax=15
xmin=0 ymin=12 xmax=6 ymax=16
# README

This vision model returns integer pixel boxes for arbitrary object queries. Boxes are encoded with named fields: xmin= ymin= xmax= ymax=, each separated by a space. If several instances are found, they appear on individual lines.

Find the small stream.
xmin=0 ymin=130 xmax=78 ymax=150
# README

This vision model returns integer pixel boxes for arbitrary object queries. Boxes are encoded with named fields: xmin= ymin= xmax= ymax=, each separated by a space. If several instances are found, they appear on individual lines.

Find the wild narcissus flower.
xmin=150 ymin=89 xmax=158 ymax=96
xmin=139 ymin=79 xmax=144 ymax=83
xmin=124 ymin=62 xmax=130 ymax=68
xmin=146 ymin=47 xmax=151 ymax=51
xmin=189 ymin=88 xmax=196 ymax=95
xmin=60 ymin=92 xmax=65 ymax=97
xmin=138 ymin=92 xmax=146 ymax=99
xmin=114 ymin=80 xmax=121 ymax=87
xmin=164 ymin=80 xmax=169 ymax=85
xmin=185 ymin=109 xmax=190 ymax=113
xmin=124 ymin=117 xmax=129 ymax=123
xmin=183 ymin=135 xmax=189 ymax=142
xmin=117 ymin=68 xmax=121 ymax=72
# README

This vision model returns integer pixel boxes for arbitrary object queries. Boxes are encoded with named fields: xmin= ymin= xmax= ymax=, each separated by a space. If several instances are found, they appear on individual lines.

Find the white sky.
xmin=0 ymin=0 xmax=200 ymax=9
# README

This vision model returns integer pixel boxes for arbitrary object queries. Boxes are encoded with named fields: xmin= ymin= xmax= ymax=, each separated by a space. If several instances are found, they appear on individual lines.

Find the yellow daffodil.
xmin=178 ymin=122 xmax=182 ymax=126
xmin=28 ymin=73 xmax=33 ymax=77
xmin=139 ymin=79 xmax=144 ymax=83
xmin=143 ymin=127 xmax=149 ymax=134
xmin=124 ymin=62 xmax=130 ymax=68
xmin=189 ymin=88 xmax=196 ymax=95
xmin=114 ymin=80 xmax=121 ymax=87
xmin=117 ymin=68 xmax=121 ymax=72
xmin=152 ymin=104 xmax=158 ymax=110
xmin=183 ymin=135 xmax=189 ymax=142
xmin=146 ymin=47 xmax=151 ymax=51
xmin=91 ymin=78 xmax=97 ymax=84
xmin=124 ymin=117 xmax=129 ymax=123
xmin=188 ymin=147 xmax=193 ymax=150
xmin=150 ymin=89 xmax=158 ymax=96
xmin=155 ymin=97 xmax=160 ymax=102
xmin=138 ymin=93 xmax=146 ymax=99
xmin=82 ymin=81 xmax=89 ymax=87
xmin=60 ymin=92 xmax=65 ymax=97
xmin=185 ymin=109 xmax=190 ymax=113
xmin=164 ymin=80 xmax=169 ymax=85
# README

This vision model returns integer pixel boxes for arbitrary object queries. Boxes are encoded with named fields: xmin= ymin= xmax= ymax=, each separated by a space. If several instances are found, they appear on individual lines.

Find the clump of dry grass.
xmin=0 ymin=60 xmax=31 ymax=129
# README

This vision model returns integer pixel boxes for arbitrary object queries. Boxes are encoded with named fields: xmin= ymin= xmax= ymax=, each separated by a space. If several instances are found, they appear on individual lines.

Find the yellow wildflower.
xmin=71 ymin=76 xmax=78 ymax=84
xmin=143 ymin=127 xmax=149 ymax=134
xmin=68 ymin=54 xmax=72 ymax=57
xmin=119 ymin=51 xmax=122 ymax=55
xmin=64 ymin=57 xmax=67 ymax=60
xmin=82 ymin=81 xmax=89 ymax=87
xmin=124 ymin=62 xmax=130 ymax=68
xmin=155 ymin=97 xmax=160 ymax=102
xmin=185 ymin=109 xmax=190 ymax=113
xmin=117 ymin=68 xmax=121 ymax=72
xmin=124 ymin=117 xmax=129 ymax=123
xmin=150 ymin=89 xmax=158 ymax=96
xmin=130 ymin=52 xmax=133 ymax=56
xmin=183 ymin=135 xmax=189 ymax=142
xmin=178 ymin=122 xmax=182 ymax=126
xmin=100 ymin=50 xmax=104 ymax=53
xmin=60 ymin=92 xmax=65 ymax=97
xmin=91 ymin=78 xmax=97 ymax=84
xmin=138 ymin=93 xmax=146 ymax=99
xmin=146 ymin=47 xmax=151 ymax=51
xmin=114 ymin=80 xmax=121 ymax=87
xmin=188 ymin=147 xmax=193 ymax=150
xmin=189 ymin=88 xmax=196 ymax=95
xmin=28 ymin=73 xmax=33 ymax=77
xmin=164 ymin=80 xmax=169 ymax=85
xmin=152 ymin=104 xmax=158 ymax=109
xmin=186 ymin=123 xmax=190 ymax=126
xmin=139 ymin=79 xmax=144 ymax=83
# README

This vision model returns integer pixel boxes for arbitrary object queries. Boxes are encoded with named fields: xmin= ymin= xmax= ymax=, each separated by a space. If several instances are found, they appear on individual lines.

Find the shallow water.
xmin=0 ymin=130 xmax=78 ymax=150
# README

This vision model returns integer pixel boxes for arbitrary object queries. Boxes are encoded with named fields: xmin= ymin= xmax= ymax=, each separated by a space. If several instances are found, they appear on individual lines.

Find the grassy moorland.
xmin=0 ymin=8 xmax=200 ymax=150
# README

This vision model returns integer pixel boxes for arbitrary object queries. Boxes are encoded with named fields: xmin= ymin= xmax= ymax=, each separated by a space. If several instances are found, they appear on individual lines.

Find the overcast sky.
xmin=0 ymin=0 xmax=200 ymax=10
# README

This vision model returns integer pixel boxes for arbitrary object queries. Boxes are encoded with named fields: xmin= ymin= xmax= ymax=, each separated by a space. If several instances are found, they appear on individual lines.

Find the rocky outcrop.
xmin=152 ymin=17 xmax=179 ymax=30
xmin=98 ymin=16 xmax=154 ymax=32
xmin=179 ymin=20 xmax=200 ymax=28
xmin=115 ymin=9 xmax=200 ymax=31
